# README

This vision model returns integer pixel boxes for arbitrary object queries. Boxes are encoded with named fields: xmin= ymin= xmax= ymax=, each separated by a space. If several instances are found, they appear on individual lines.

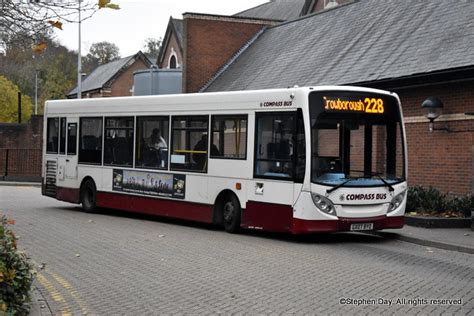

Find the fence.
xmin=0 ymin=149 xmax=42 ymax=182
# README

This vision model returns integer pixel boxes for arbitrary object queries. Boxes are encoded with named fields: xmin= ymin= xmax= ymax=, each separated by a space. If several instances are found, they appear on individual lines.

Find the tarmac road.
xmin=1 ymin=185 xmax=473 ymax=314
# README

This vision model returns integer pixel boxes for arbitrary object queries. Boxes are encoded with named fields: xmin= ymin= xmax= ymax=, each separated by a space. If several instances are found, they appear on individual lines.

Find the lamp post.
xmin=77 ymin=0 xmax=82 ymax=99
xmin=34 ymin=69 xmax=39 ymax=114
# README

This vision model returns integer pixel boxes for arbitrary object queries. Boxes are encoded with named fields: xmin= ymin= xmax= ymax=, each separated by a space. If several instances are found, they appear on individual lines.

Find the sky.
xmin=54 ymin=0 xmax=269 ymax=57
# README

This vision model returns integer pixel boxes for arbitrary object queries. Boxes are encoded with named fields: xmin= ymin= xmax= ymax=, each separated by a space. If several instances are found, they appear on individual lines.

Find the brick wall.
xmin=183 ymin=14 xmax=276 ymax=93
xmin=395 ymin=81 xmax=474 ymax=195
xmin=110 ymin=59 xmax=149 ymax=97
xmin=0 ymin=115 xmax=43 ymax=180
xmin=0 ymin=115 xmax=43 ymax=149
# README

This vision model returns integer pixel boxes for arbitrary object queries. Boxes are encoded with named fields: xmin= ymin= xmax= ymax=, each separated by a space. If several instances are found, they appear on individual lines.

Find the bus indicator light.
xmin=236 ymin=183 xmax=242 ymax=190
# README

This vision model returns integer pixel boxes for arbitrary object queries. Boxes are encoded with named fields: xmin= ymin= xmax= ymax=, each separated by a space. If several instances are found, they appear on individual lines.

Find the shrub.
xmin=407 ymin=186 xmax=473 ymax=217
xmin=0 ymin=215 xmax=34 ymax=315
xmin=445 ymin=195 xmax=474 ymax=218
xmin=406 ymin=185 xmax=446 ymax=212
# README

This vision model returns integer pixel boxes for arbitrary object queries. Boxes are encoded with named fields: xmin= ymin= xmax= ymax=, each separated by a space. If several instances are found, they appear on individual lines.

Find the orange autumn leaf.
xmin=98 ymin=0 xmax=120 ymax=9
xmin=48 ymin=20 xmax=63 ymax=30
xmin=32 ymin=42 xmax=47 ymax=54
xmin=7 ymin=219 xmax=15 ymax=225
xmin=98 ymin=0 xmax=110 ymax=8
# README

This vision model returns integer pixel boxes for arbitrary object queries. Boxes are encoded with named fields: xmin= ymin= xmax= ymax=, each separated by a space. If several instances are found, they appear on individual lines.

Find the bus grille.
xmin=45 ymin=160 xmax=57 ymax=197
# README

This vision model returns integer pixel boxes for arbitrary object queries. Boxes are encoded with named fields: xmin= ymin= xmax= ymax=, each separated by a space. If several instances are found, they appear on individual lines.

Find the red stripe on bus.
xmin=96 ymin=191 xmax=214 ymax=224
xmin=242 ymin=201 xmax=293 ymax=233
xmin=56 ymin=186 xmax=80 ymax=204
xmin=53 ymin=186 xmax=404 ymax=234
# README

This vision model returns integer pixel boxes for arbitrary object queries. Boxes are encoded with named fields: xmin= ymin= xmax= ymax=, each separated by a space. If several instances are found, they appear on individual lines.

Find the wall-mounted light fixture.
xmin=421 ymin=97 xmax=446 ymax=132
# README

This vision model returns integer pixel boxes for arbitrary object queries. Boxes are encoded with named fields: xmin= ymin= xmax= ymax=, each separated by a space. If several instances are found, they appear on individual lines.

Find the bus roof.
xmin=45 ymin=86 xmax=398 ymax=116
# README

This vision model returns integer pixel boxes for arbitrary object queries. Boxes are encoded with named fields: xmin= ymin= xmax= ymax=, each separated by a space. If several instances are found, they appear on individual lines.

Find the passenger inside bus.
xmin=193 ymin=134 xmax=220 ymax=170
xmin=146 ymin=128 xmax=168 ymax=168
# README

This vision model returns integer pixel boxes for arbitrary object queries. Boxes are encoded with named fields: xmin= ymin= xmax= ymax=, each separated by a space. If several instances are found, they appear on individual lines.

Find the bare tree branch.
xmin=0 ymin=0 xmax=99 ymax=48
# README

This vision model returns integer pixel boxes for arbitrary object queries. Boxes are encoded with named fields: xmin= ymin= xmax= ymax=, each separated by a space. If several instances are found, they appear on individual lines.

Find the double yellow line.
xmin=36 ymin=270 xmax=89 ymax=315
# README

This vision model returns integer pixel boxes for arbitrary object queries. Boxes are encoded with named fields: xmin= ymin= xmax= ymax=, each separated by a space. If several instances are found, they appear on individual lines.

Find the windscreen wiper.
xmin=375 ymin=175 xmax=395 ymax=192
xmin=326 ymin=174 xmax=395 ymax=195
xmin=326 ymin=178 xmax=357 ymax=194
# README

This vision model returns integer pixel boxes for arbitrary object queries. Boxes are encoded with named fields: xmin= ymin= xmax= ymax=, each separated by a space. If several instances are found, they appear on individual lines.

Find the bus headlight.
xmin=388 ymin=191 xmax=406 ymax=213
xmin=311 ymin=193 xmax=336 ymax=215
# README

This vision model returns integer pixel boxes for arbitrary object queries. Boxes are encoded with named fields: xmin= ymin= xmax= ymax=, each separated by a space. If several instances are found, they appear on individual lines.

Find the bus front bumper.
xmin=292 ymin=215 xmax=404 ymax=234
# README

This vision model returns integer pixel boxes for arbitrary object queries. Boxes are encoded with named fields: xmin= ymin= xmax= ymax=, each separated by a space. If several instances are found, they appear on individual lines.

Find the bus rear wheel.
xmin=222 ymin=194 xmax=241 ymax=233
xmin=81 ymin=179 xmax=97 ymax=213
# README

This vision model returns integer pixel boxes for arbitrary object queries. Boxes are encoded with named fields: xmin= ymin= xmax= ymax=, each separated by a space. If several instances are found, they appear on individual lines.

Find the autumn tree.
xmin=0 ymin=76 xmax=32 ymax=123
xmin=143 ymin=38 xmax=162 ymax=58
xmin=86 ymin=41 xmax=121 ymax=65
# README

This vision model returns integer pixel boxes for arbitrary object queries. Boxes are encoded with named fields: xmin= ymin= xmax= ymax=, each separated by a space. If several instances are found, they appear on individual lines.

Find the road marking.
xmin=36 ymin=272 xmax=72 ymax=314
xmin=48 ymin=271 xmax=89 ymax=315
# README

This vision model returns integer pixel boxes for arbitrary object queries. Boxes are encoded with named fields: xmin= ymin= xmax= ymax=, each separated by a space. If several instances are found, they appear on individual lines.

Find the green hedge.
xmin=407 ymin=186 xmax=473 ymax=217
xmin=0 ymin=215 xmax=34 ymax=315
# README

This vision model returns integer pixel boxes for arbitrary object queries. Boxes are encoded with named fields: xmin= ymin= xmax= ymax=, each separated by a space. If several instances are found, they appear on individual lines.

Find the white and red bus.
xmin=42 ymin=86 xmax=407 ymax=234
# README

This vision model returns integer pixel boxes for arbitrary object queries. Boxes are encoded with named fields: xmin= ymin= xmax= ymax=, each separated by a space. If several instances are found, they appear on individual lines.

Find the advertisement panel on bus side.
xmin=113 ymin=169 xmax=186 ymax=199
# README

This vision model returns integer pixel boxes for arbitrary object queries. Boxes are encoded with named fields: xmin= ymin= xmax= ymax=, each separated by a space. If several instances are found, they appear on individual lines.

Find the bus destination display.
xmin=323 ymin=96 xmax=385 ymax=114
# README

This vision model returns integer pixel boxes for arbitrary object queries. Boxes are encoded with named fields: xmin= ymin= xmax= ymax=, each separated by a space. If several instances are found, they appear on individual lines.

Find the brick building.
xmin=67 ymin=51 xmax=152 ymax=98
xmin=182 ymin=13 xmax=280 ymax=93
xmin=167 ymin=0 xmax=473 ymax=195
xmin=157 ymin=18 xmax=184 ymax=70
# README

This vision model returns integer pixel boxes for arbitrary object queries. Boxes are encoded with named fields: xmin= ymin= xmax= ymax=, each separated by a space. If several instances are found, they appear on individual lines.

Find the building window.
xmin=136 ymin=116 xmax=169 ymax=169
xmin=46 ymin=118 xmax=59 ymax=154
xmin=79 ymin=117 xmax=103 ymax=164
xmin=255 ymin=112 xmax=296 ymax=179
xmin=169 ymin=55 xmax=177 ymax=69
xmin=104 ymin=117 xmax=134 ymax=167
xmin=67 ymin=123 xmax=77 ymax=156
xmin=59 ymin=117 xmax=66 ymax=155
xmin=211 ymin=115 xmax=247 ymax=159
xmin=170 ymin=116 xmax=209 ymax=172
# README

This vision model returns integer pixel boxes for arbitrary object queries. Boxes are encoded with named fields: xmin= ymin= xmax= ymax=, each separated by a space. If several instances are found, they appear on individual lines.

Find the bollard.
xmin=4 ymin=149 xmax=9 ymax=178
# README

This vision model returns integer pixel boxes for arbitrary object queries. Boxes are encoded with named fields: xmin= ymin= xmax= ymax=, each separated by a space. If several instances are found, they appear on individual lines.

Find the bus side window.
xmin=59 ymin=117 xmax=66 ymax=155
xmin=210 ymin=115 xmax=247 ymax=159
xmin=294 ymin=109 xmax=305 ymax=182
xmin=254 ymin=112 xmax=295 ymax=179
xmin=46 ymin=117 xmax=59 ymax=154
xmin=135 ymin=116 xmax=169 ymax=170
xmin=79 ymin=117 xmax=103 ymax=165
xmin=104 ymin=117 xmax=134 ymax=167
xmin=67 ymin=123 xmax=77 ymax=155
xmin=170 ymin=116 xmax=209 ymax=172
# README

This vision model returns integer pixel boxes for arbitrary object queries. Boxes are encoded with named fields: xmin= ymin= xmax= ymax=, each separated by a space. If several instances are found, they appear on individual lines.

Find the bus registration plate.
xmin=350 ymin=223 xmax=374 ymax=231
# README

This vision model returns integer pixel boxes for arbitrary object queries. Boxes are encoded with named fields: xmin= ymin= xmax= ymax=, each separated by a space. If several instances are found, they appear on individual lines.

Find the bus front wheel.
xmin=81 ymin=179 xmax=97 ymax=213
xmin=222 ymin=194 xmax=241 ymax=233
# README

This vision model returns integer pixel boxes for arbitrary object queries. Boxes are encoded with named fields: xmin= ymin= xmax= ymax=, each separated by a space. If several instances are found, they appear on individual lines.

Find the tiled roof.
xmin=207 ymin=0 xmax=474 ymax=92
xmin=68 ymin=52 xmax=150 ymax=97
xmin=172 ymin=18 xmax=184 ymax=48
xmin=234 ymin=0 xmax=307 ymax=21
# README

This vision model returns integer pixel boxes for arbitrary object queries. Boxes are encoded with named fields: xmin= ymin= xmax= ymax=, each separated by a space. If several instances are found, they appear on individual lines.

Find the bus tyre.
xmin=81 ymin=179 xmax=97 ymax=213
xmin=222 ymin=194 xmax=241 ymax=233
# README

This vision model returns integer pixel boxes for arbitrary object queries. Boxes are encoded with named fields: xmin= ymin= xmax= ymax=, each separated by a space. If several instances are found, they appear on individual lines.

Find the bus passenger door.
xmin=57 ymin=118 xmax=78 ymax=184
xmin=65 ymin=119 xmax=78 ymax=179
xmin=56 ymin=117 xmax=67 ymax=184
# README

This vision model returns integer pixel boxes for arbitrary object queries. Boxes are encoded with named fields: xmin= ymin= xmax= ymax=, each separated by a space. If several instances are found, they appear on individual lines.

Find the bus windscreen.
xmin=309 ymin=91 xmax=405 ymax=187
